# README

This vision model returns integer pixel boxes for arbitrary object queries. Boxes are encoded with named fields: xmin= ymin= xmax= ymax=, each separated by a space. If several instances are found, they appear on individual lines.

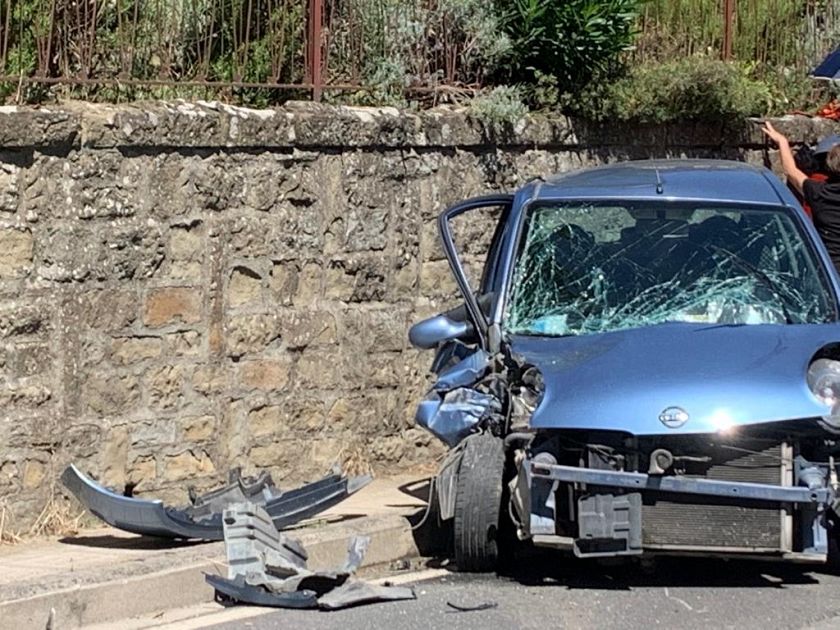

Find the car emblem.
xmin=659 ymin=406 xmax=689 ymax=429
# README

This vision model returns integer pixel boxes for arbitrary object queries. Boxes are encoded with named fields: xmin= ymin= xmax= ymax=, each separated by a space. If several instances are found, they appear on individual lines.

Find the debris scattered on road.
xmin=61 ymin=464 xmax=371 ymax=540
xmin=389 ymin=558 xmax=412 ymax=571
xmin=207 ymin=501 xmax=416 ymax=610
xmin=446 ymin=600 xmax=499 ymax=612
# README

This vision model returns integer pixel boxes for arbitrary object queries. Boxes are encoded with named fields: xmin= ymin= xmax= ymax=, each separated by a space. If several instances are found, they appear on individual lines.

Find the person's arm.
xmin=762 ymin=121 xmax=808 ymax=193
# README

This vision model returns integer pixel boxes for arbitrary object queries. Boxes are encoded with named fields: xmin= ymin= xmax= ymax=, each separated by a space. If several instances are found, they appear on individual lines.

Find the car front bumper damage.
xmin=512 ymin=455 xmax=835 ymax=560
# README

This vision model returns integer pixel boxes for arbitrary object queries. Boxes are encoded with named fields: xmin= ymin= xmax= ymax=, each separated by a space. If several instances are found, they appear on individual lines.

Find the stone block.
xmin=228 ymin=265 xmax=263 ymax=307
xmin=146 ymin=365 xmax=185 ymax=411
xmin=82 ymin=102 xmax=224 ymax=148
xmin=324 ymin=257 xmax=388 ymax=303
xmin=340 ymin=308 xmax=407 ymax=353
xmin=0 ymin=106 xmax=81 ymax=148
xmin=0 ymin=381 xmax=52 ymax=409
xmin=248 ymin=405 xmax=281 ymax=437
xmin=295 ymin=350 xmax=344 ymax=389
xmin=0 ymin=161 xmax=20 ymax=213
xmin=101 ymin=424 xmax=129 ymax=487
xmin=38 ymin=223 xmax=165 ymax=282
xmin=82 ymin=373 xmax=140 ymax=416
xmin=0 ymin=459 xmax=19 ymax=489
xmin=74 ymin=289 xmax=138 ymax=332
xmin=327 ymin=390 xmax=400 ymax=437
xmin=144 ymin=287 xmax=202 ymax=327
xmin=419 ymin=260 xmax=458 ymax=300
xmin=0 ymin=304 xmax=48 ymax=338
xmin=225 ymin=313 xmax=280 ymax=357
xmin=131 ymin=418 xmax=179 ymax=447
xmin=182 ymin=415 xmax=216 ymax=441
xmin=190 ymin=364 xmax=228 ymax=395
xmin=168 ymin=223 xmax=204 ymax=261
xmin=162 ymin=448 xmax=215 ymax=481
xmin=0 ymin=227 xmax=33 ymax=278
xmin=22 ymin=459 xmax=47 ymax=489
xmin=239 ymin=359 xmax=291 ymax=392
xmin=248 ymin=399 xmax=325 ymax=437
xmin=167 ymin=330 xmax=203 ymax=357
xmin=7 ymin=343 xmax=51 ymax=378
xmin=269 ymin=262 xmax=299 ymax=306
xmin=127 ymin=454 xmax=156 ymax=485
xmin=110 ymin=336 xmax=162 ymax=365
xmin=293 ymin=263 xmax=322 ymax=307
xmin=281 ymin=311 xmax=337 ymax=350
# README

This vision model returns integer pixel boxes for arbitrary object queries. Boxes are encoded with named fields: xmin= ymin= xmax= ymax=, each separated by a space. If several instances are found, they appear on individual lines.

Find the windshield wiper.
xmin=708 ymin=244 xmax=793 ymax=324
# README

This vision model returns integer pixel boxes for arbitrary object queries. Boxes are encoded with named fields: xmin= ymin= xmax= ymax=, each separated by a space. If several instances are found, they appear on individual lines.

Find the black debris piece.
xmin=446 ymin=601 xmax=499 ymax=612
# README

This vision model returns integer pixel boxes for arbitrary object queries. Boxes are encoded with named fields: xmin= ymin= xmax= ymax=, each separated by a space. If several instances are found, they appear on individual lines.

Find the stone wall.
xmin=0 ymin=101 xmax=835 ymax=532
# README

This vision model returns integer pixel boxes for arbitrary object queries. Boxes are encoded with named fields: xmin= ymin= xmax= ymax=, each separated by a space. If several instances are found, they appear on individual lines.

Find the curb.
xmin=0 ymin=514 xmax=420 ymax=629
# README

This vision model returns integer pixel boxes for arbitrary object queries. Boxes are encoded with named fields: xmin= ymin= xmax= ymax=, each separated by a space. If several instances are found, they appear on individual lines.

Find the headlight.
xmin=807 ymin=358 xmax=840 ymax=427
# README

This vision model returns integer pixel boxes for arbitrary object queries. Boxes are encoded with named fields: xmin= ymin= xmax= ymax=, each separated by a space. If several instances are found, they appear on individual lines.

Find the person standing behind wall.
xmin=763 ymin=122 xmax=840 ymax=274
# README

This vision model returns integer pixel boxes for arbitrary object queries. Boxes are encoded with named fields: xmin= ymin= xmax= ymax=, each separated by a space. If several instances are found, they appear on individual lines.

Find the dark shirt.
xmin=803 ymin=178 xmax=840 ymax=273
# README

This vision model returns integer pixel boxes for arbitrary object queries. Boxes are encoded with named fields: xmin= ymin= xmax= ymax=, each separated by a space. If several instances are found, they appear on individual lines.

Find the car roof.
xmin=529 ymin=159 xmax=788 ymax=206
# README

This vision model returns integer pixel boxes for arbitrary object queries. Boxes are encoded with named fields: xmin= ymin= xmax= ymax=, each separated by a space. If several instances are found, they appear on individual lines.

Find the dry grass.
xmin=340 ymin=445 xmax=374 ymax=478
xmin=0 ymin=503 xmax=23 ymax=545
xmin=0 ymin=483 xmax=87 ymax=546
xmin=27 ymin=486 xmax=86 ymax=539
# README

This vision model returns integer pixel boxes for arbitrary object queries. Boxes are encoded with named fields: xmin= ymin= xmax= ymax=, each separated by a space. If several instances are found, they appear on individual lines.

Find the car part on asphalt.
xmin=61 ymin=464 xmax=371 ymax=540
xmin=206 ymin=501 xmax=416 ymax=610
xmin=410 ymin=159 xmax=840 ymax=570
xmin=446 ymin=600 xmax=499 ymax=612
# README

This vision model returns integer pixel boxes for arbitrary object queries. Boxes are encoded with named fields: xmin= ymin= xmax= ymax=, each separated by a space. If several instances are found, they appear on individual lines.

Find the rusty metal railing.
xmin=0 ymin=0 xmax=333 ymax=99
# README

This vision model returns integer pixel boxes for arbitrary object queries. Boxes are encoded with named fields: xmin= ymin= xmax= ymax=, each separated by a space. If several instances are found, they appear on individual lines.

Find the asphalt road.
xmin=207 ymin=553 xmax=840 ymax=630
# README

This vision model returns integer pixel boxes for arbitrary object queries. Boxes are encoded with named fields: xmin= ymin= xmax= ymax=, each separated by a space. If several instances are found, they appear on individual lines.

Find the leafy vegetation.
xmin=0 ymin=0 xmax=837 ymax=121
xmin=468 ymin=85 xmax=528 ymax=132
xmin=570 ymin=56 xmax=774 ymax=123
xmin=495 ymin=0 xmax=641 ymax=92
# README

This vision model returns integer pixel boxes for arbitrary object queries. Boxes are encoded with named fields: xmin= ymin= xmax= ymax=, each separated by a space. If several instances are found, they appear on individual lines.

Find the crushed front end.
xmin=508 ymin=426 xmax=838 ymax=561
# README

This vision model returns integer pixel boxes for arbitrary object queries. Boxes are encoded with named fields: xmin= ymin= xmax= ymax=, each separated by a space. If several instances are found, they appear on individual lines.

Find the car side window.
xmin=449 ymin=204 xmax=509 ymax=311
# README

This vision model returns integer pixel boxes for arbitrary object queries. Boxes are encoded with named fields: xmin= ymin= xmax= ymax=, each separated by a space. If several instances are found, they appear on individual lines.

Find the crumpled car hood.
xmin=510 ymin=322 xmax=840 ymax=435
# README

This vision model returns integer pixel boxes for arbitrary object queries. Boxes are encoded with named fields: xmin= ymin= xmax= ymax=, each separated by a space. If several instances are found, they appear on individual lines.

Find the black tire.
xmin=453 ymin=432 xmax=506 ymax=572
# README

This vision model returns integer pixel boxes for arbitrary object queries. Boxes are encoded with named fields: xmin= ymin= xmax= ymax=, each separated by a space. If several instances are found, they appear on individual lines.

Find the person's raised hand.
xmin=762 ymin=121 xmax=788 ymax=146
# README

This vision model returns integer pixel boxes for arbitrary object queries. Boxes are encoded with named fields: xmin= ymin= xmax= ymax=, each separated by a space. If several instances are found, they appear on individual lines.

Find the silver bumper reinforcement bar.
xmin=529 ymin=461 xmax=831 ymax=504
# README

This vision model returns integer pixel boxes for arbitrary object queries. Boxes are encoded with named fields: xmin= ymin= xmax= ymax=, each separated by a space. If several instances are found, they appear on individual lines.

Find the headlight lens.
xmin=807 ymin=358 xmax=840 ymax=427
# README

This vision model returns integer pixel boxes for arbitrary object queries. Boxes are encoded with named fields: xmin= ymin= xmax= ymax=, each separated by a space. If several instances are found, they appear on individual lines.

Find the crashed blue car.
xmin=410 ymin=159 xmax=840 ymax=571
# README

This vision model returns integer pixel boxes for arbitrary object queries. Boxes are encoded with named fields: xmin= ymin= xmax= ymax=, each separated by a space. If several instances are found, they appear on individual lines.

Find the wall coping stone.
xmin=0 ymin=100 xmax=837 ymax=151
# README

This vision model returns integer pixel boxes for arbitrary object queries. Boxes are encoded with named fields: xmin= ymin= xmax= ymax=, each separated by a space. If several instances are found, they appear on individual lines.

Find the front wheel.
xmin=453 ymin=432 xmax=506 ymax=572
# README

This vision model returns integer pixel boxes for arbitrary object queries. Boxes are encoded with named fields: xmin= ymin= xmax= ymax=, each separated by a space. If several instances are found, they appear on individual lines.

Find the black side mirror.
xmin=409 ymin=313 xmax=477 ymax=350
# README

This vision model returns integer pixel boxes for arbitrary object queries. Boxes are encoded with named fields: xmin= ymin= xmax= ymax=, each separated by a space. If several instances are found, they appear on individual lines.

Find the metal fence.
xmin=2 ymin=0 xmax=839 ymax=103
xmin=0 ymin=0 xmax=337 ymax=99
xmin=635 ymin=0 xmax=840 ymax=72
xmin=0 ymin=0 xmax=492 ymax=102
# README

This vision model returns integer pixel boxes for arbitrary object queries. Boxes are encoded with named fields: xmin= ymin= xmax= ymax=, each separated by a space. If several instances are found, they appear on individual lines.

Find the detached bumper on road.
xmin=61 ymin=464 xmax=371 ymax=540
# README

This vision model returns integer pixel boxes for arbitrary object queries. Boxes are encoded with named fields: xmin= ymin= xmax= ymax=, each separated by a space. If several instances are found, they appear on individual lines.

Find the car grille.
xmin=641 ymin=442 xmax=784 ymax=550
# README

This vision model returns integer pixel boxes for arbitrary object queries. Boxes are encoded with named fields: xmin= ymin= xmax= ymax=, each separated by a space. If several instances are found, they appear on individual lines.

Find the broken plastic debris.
xmin=207 ymin=501 xmax=417 ymax=610
xmin=446 ymin=600 xmax=499 ymax=612
xmin=318 ymin=580 xmax=417 ymax=610
xmin=61 ymin=464 xmax=371 ymax=540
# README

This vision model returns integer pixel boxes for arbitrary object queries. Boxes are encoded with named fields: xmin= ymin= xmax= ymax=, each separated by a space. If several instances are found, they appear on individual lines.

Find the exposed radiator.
xmin=641 ymin=442 xmax=784 ymax=550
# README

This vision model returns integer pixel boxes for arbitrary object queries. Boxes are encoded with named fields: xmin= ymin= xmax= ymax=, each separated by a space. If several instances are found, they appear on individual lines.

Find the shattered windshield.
xmin=505 ymin=202 xmax=836 ymax=337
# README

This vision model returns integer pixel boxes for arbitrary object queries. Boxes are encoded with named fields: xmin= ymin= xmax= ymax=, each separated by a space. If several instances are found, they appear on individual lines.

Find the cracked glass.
xmin=505 ymin=202 xmax=836 ymax=337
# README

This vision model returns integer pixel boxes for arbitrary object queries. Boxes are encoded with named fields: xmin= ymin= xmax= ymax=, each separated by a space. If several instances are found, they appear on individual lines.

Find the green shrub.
xmin=496 ymin=0 xmax=642 ymax=92
xmin=468 ymin=85 xmax=528 ymax=132
xmin=571 ymin=56 xmax=773 ymax=123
